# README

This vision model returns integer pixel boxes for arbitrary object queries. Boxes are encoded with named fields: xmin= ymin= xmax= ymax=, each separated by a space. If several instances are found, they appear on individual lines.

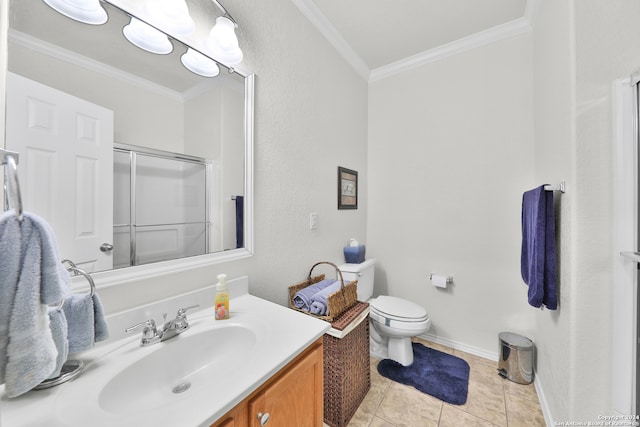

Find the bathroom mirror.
xmin=4 ymin=0 xmax=254 ymax=281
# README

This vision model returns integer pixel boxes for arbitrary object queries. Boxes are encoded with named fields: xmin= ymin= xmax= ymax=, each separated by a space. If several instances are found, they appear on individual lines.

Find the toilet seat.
xmin=370 ymin=296 xmax=430 ymax=331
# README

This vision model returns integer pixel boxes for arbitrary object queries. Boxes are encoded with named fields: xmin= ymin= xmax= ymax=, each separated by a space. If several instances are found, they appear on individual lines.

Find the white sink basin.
xmin=99 ymin=324 xmax=258 ymax=415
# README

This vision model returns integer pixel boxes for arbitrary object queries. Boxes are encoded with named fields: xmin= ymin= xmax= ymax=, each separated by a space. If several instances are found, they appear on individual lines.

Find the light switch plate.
xmin=310 ymin=213 xmax=318 ymax=230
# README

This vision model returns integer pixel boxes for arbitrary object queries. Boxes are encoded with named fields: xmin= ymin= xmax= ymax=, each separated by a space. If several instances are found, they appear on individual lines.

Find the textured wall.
xmin=532 ymin=0 xmax=640 ymax=421
xmin=530 ymin=0 xmax=576 ymax=421
xmin=367 ymin=33 xmax=536 ymax=355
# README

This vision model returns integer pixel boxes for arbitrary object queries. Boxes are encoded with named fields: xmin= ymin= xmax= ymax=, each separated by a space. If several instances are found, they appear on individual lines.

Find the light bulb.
xmin=205 ymin=16 xmax=243 ymax=66
xmin=181 ymin=49 xmax=220 ymax=77
xmin=42 ymin=0 xmax=107 ymax=25
xmin=142 ymin=0 xmax=195 ymax=37
xmin=123 ymin=17 xmax=173 ymax=55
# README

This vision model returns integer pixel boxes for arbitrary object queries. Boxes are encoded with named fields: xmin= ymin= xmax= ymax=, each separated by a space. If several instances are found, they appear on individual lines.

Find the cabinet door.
xmin=249 ymin=343 xmax=323 ymax=427
xmin=210 ymin=401 xmax=248 ymax=427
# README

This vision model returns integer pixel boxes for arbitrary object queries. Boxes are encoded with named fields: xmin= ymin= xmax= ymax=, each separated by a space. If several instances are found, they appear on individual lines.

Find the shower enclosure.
xmin=113 ymin=144 xmax=211 ymax=269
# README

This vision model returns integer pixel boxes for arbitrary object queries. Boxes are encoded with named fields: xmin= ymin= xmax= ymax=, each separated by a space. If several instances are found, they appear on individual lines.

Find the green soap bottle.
xmin=215 ymin=273 xmax=230 ymax=320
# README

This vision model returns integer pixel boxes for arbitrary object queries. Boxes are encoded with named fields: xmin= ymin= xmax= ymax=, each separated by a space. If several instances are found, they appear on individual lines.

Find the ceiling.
xmin=292 ymin=0 xmax=531 ymax=80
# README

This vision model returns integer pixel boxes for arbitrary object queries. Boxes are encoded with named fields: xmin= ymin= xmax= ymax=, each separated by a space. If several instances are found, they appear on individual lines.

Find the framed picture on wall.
xmin=338 ymin=166 xmax=358 ymax=209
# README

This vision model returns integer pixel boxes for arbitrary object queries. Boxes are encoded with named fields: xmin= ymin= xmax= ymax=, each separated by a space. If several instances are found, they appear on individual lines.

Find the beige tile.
xmin=346 ymin=407 xmax=373 ymax=427
xmin=369 ymin=416 xmax=397 ymax=427
xmin=346 ymin=358 xmax=394 ymax=427
xmin=505 ymin=391 xmax=546 ymax=426
xmin=439 ymin=405 xmax=500 ymax=427
xmin=449 ymin=375 xmax=507 ymax=427
xmin=502 ymin=378 xmax=539 ymax=403
xmin=376 ymin=382 xmax=442 ymax=427
xmin=453 ymin=349 xmax=498 ymax=372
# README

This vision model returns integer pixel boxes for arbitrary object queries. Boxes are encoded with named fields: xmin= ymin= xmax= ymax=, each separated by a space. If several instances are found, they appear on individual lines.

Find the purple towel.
xmin=309 ymin=280 xmax=342 ymax=316
xmin=292 ymin=279 xmax=337 ymax=312
xmin=521 ymin=186 xmax=557 ymax=309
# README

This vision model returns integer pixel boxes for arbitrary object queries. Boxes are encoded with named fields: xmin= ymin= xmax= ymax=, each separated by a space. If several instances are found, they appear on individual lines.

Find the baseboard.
xmin=418 ymin=332 xmax=499 ymax=361
xmin=534 ymin=375 xmax=554 ymax=427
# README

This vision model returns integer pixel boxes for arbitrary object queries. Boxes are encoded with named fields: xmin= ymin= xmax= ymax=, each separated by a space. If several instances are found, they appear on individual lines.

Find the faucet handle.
xmin=125 ymin=319 xmax=158 ymax=339
xmin=176 ymin=305 xmax=200 ymax=318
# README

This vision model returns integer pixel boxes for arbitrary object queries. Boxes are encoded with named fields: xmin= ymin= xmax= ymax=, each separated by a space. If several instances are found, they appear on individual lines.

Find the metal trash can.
xmin=497 ymin=332 xmax=534 ymax=384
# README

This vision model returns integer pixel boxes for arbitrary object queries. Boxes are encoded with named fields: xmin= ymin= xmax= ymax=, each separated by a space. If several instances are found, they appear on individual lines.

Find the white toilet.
xmin=338 ymin=259 xmax=431 ymax=366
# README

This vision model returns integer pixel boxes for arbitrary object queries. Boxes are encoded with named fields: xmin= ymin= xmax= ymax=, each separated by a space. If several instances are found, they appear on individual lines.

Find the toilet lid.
xmin=370 ymin=296 xmax=428 ymax=322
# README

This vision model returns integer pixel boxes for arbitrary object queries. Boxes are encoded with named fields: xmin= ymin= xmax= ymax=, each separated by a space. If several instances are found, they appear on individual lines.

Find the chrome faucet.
xmin=161 ymin=305 xmax=200 ymax=341
xmin=125 ymin=305 xmax=200 ymax=347
xmin=125 ymin=319 xmax=162 ymax=347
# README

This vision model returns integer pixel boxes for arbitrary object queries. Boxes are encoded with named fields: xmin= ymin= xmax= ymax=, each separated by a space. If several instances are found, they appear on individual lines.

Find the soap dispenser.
xmin=215 ymin=273 xmax=230 ymax=320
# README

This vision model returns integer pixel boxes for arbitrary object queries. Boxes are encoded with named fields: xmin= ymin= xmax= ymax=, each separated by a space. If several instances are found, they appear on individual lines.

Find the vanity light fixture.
xmin=43 ymin=0 xmax=244 ymax=74
xmin=123 ymin=17 xmax=173 ymax=55
xmin=204 ymin=16 xmax=243 ymax=66
xmin=181 ymin=48 xmax=220 ymax=77
xmin=42 ymin=0 xmax=107 ymax=25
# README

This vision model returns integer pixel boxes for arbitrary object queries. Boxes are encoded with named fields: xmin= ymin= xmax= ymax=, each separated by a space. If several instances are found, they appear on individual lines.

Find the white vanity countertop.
xmin=0 ymin=293 xmax=330 ymax=427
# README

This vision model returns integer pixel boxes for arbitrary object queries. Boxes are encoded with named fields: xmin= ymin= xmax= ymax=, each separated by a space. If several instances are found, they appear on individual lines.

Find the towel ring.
xmin=2 ymin=153 xmax=24 ymax=221
xmin=61 ymin=259 xmax=77 ymax=270
xmin=67 ymin=266 xmax=96 ymax=297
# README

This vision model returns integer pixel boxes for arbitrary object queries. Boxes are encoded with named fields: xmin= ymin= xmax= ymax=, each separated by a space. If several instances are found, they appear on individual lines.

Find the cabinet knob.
xmin=257 ymin=412 xmax=270 ymax=426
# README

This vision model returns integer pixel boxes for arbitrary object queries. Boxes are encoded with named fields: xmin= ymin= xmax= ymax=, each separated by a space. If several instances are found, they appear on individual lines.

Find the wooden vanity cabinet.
xmin=210 ymin=338 xmax=323 ymax=427
xmin=213 ymin=403 xmax=248 ymax=427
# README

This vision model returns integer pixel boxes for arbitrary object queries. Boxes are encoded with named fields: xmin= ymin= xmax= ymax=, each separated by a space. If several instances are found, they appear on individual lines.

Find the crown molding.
xmin=290 ymin=0 xmax=370 ymax=81
xmin=292 ymin=0 xmax=534 ymax=84
xmin=369 ymin=17 xmax=532 ymax=83
xmin=8 ymin=29 xmax=185 ymax=101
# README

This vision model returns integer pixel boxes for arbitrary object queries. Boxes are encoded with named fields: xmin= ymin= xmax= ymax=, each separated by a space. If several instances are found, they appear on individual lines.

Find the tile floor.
xmin=338 ymin=338 xmax=546 ymax=427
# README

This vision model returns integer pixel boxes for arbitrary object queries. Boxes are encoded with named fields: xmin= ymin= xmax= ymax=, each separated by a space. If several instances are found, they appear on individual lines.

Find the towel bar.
xmin=620 ymin=251 xmax=640 ymax=263
xmin=543 ymin=182 xmax=566 ymax=193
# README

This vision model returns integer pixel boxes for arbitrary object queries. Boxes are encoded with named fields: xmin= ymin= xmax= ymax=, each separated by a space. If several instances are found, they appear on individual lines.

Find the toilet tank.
xmin=338 ymin=258 xmax=376 ymax=301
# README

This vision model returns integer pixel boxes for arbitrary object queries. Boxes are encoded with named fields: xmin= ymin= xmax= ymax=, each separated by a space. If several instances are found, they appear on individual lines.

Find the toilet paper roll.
xmin=431 ymin=274 xmax=448 ymax=288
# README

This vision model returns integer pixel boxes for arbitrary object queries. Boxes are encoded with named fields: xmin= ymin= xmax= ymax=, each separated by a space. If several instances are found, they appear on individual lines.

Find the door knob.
xmin=100 ymin=243 xmax=114 ymax=253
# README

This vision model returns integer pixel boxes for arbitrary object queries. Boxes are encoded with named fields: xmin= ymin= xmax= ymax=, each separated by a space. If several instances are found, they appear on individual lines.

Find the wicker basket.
xmin=323 ymin=302 xmax=371 ymax=427
xmin=288 ymin=261 xmax=358 ymax=322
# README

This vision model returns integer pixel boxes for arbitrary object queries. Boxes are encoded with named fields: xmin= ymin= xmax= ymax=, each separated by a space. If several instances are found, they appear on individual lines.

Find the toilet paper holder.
xmin=429 ymin=273 xmax=453 ymax=288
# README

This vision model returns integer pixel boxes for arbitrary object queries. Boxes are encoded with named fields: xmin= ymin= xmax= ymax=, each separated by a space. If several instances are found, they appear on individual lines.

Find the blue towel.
xmin=0 ymin=211 xmax=70 ymax=397
xmin=293 ymin=279 xmax=337 ymax=312
xmin=235 ymin=196 xmax=244 ymax=248
xmin=521 ymin=186 xmax=558 ymax=309
xmin=63 ymin=292 xmax=109 ymax=353
xmin=93 ymin=294 xmax=110 ymax=343
xmin=309 ymin=280 xmax=342 ymax=316
xmin=46 ymin=307 xmax=68 ymax=379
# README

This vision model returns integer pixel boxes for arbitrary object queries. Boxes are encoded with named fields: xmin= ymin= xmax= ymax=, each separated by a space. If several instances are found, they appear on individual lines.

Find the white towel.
xmin=0 ymin=211 xmax=70 ymax=397
xmin=46 ymin=307 xmax=68 ymax=379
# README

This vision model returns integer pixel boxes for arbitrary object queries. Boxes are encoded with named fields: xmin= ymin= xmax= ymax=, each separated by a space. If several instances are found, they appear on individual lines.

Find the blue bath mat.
xmin=377 ymin=343 xmax=470 ymax=405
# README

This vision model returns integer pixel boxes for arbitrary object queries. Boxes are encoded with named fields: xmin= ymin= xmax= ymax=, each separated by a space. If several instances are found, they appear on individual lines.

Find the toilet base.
xmin=369 ymin=320 xmax=389 ymax=360
xmin=388 ymin=337 xmax=414 ymax=366
xmin=369 ymin=319 xmax=416 ymax=366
